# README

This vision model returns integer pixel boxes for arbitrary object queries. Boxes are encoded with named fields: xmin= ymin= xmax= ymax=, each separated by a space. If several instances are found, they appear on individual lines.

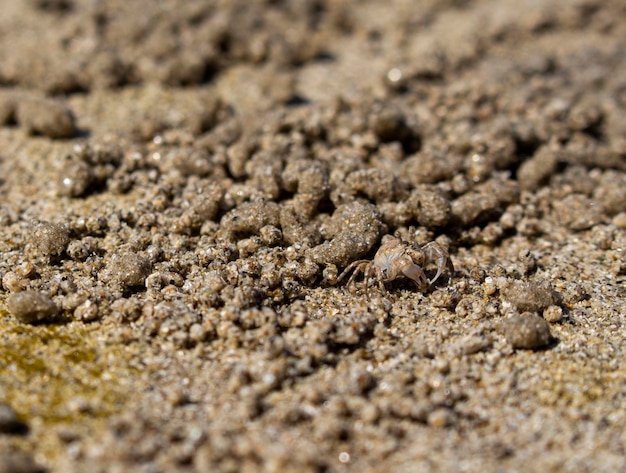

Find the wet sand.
xmin=1 ymin=1 xmax=626 ymax=472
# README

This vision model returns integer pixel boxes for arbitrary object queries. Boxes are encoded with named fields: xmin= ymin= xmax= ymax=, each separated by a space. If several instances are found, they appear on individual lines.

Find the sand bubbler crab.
xmin=336 ymin=233 xmax=454 ymax=297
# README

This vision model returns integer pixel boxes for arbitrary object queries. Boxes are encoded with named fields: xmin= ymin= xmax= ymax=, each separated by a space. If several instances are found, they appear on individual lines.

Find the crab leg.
xmin=336 ymin=260 xmax=368 ymax=285
xmin=363 ymin=263 xmax=387 ymax=298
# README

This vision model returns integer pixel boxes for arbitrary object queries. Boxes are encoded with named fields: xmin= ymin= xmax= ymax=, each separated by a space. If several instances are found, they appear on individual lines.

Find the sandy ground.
xmin=1 ymin=1 xmax=626 ymax=472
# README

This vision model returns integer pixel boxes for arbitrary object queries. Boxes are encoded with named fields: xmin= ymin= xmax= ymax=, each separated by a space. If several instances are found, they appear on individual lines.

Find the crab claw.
xmin=422 ymin=242 xmax=455 ymax=285
xmin=401 ymin=264 xmax=429 ymax=290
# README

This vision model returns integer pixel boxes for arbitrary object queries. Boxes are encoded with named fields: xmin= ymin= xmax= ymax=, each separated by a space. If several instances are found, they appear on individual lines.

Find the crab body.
xmin=337 ymin=235 xmax=454 ymax=297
